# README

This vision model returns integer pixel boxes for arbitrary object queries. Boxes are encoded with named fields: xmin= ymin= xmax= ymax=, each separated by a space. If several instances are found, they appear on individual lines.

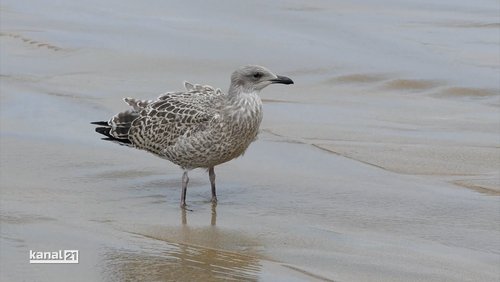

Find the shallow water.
xmin=1 ymin=0 xmax=499 ymax=281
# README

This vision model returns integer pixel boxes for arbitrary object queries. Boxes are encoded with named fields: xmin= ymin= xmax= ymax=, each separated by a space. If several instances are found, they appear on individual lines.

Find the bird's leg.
xmin=180 ymin=170 xmax=189 ymax=209
xmin=209 ymin=167 xmax=217 ymax=203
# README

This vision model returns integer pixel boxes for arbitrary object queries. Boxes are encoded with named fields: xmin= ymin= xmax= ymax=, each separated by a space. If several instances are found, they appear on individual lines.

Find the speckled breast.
xmin=162 ymin=108 xmax=263 ymax=169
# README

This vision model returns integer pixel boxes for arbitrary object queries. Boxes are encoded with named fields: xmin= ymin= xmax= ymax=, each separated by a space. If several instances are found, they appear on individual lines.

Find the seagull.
xmin=92 ymin=65 xmax=293 ymax=209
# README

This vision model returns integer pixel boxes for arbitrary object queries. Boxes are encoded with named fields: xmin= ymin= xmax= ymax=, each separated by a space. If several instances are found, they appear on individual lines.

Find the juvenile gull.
xmin=92 ymin=65 xmax=293 ymax=208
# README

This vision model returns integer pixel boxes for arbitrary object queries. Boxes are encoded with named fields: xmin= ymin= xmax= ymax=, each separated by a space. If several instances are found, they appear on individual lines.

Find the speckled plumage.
xmin=92 ymin=65 xmax=293 ymax=208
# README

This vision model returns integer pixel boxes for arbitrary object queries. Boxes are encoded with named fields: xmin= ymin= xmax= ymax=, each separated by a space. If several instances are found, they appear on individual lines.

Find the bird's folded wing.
xmin=127 ymin=84 xmax=223 ymax=154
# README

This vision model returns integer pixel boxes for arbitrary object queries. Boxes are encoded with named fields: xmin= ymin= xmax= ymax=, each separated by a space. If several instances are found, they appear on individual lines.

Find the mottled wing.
xmin=128 ymin=83 xmax=223 ymax=155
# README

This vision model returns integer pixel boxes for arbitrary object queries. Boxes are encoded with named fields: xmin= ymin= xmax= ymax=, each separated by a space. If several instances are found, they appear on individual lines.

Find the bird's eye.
xmin=253 ymin=72 xmax=263 ymax=79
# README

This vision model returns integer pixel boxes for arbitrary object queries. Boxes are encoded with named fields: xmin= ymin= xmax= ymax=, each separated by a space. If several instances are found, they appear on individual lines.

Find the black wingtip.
xmin=91 ymin=121 xmax=109 ymax=126
xmin=95 ymin=126 xmax=132 ymax=145
xmin=95 ymin=126 xmax=111 ymax=135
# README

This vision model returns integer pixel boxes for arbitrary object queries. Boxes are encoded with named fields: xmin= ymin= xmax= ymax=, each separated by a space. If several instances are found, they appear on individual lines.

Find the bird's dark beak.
xmin=270 ymin=75 xmax=294 ymax=85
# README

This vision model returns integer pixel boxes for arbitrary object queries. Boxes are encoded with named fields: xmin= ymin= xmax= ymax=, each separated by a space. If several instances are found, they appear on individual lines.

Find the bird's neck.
xmin=224 ymin=87 xmax=263 ymax=123
xmin=228 ymin=83 xmax=254 ymax=96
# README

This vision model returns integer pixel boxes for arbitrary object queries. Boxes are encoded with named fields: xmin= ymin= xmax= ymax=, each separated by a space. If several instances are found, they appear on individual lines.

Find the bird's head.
xmin=229 ymin=65 xmax=293 ymax=93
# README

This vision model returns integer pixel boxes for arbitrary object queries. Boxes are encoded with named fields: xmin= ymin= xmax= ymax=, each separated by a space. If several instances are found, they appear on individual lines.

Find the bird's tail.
xmin=91 ymin=110 xmax=139 ymax=146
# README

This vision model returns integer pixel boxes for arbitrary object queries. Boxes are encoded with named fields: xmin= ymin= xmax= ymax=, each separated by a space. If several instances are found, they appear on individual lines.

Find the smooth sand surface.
xmin=1 ymin=1 xmax=499 ymax=281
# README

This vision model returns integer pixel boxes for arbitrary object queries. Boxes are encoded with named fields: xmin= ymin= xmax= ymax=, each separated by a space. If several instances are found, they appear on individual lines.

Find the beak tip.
xmin=272 ymin=75 xmax=294 ymax=85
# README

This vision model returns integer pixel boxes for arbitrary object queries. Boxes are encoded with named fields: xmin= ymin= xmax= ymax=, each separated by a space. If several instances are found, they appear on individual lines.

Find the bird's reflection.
xmin=103 ymin=203 xmax=262 ymax=281
xmin=211 ymin=203 xmax=217 ymax=226
xmin=102 ymin=243 xmax=260 ymax=281
xmin=181 ymin=203 xmax=217 ymax=226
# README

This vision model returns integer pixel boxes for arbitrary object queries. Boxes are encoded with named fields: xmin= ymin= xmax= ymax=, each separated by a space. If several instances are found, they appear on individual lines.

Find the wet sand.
xmin=1 ymin=0 xmax=499 ymax=281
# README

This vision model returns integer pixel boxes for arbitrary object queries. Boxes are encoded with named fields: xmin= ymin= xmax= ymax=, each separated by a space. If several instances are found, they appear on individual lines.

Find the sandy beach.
xmin=1 ymin=0 xmax=499 ymax=281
